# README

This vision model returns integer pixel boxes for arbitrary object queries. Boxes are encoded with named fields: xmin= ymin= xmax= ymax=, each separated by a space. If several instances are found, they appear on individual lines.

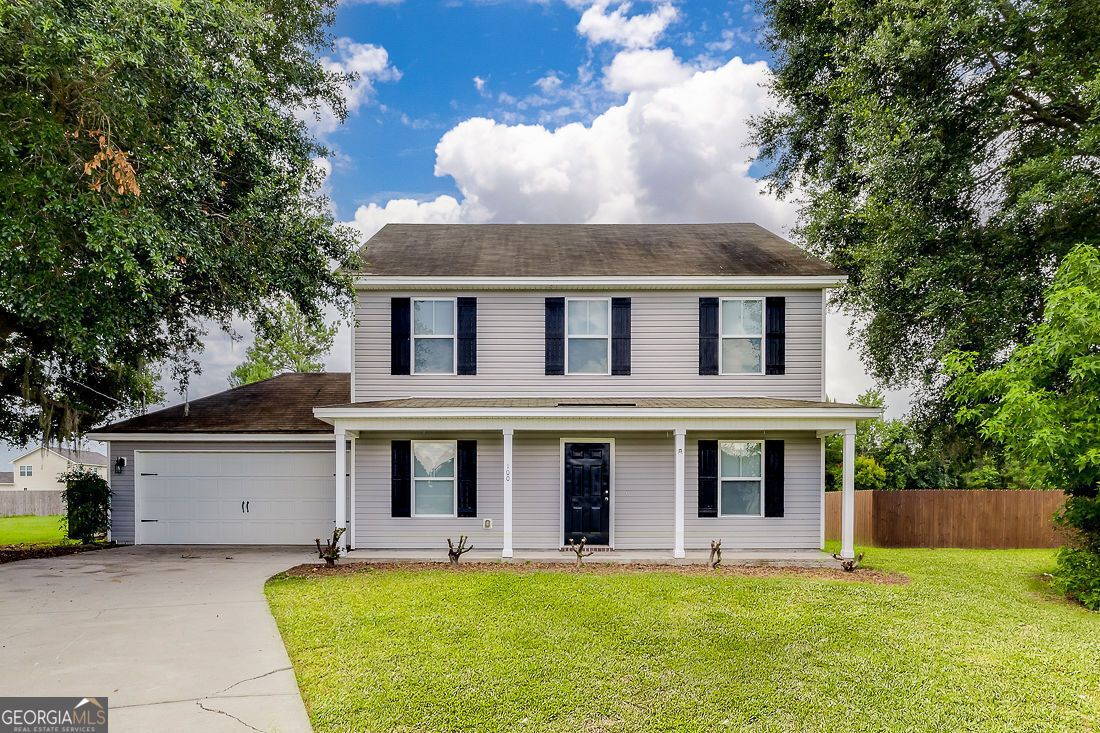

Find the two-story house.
xmin=90 ymin=224 xmax=878 ymax=559
xmin=2 ymin=446 xmax=108 ymax=491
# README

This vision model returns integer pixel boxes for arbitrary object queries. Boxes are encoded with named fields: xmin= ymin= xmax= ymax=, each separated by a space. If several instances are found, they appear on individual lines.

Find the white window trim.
xmin=19 ymin=465 xmax=31 ymax=477
xmin=719 ymin=297 xmax=766 ymax=376
xmin=564 ymin=297 xmax=612 ymax=376
xmin=717 ymin=439 xmax=765 ymax=517
xmin=411 ymin=439 xmax=458 ymax=518
xmin=411 ymin=297 xmax=457 ymax=376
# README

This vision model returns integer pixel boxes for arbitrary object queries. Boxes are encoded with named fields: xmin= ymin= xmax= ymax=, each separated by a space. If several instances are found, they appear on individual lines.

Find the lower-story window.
xmin=412 ymin=440 xmax=457 ymax=517
xmin=719 ymin=440 xmax=763 ymax=516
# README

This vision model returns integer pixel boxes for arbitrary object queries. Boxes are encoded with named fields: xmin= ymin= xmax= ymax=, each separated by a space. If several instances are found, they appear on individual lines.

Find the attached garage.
xmin=135 ymin=451 xmax=338 ymax=545
xmin=89 ymin=373 xmax=352 ymax=546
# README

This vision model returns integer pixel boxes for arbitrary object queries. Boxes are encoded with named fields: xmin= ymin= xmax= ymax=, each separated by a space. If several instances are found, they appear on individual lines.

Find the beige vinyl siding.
xmin=108 ymin=440 xmax=341 ymax=545
xmin=684 ymin=432 xmax=822 ymax=550
xmin=354 ymin=290 xmax=824 ymax=401
xmin=354 ymin=432 xmax=504 ymax=549
xmin=353 ymin=430 xmax=820 ymax=551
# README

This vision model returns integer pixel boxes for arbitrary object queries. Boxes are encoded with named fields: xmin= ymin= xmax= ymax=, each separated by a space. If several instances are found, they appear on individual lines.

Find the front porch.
xmin=315 ymin=397 xmax=881 ymax=560
xmin=344 ymin=547 xmax=842 ymax=568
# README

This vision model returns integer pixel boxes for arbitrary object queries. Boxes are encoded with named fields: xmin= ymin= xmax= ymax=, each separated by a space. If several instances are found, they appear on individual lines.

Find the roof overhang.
xmin=314 ymin=404 xmax=880 ymax=433
xmin=353 ymin=275 xmax=848 ymax=291
xmin=85 ymin=432 xmax=337 ymax=442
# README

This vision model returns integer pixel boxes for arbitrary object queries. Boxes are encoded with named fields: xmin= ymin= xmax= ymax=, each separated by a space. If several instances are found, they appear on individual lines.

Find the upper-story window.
xmin=720 ymin=298 xmax=764 ymax=375
xmin=18 ymin=465 xmax=31 ymax=477
xmin=566 ymin=298 xmax=610 ymax=375
xmin=412 ymin=298 xmax=455 ymax=375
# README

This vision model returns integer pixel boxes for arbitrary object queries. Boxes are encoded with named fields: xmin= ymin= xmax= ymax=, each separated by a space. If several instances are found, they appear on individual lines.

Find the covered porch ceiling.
xmin=314 ymin=396 xmax=881 ymax=434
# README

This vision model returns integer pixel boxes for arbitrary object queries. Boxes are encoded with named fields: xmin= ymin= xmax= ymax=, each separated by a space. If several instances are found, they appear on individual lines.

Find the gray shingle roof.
xmin=355 ymin=224 xmax=844 ymax=277
xmin=324 ymin=397 xmax=868 ymax=410
xmin=54 ymin=447 xmax=108 ymax=465
xmin=92 ymin=373 xmax=350 ymax=434
xmin=0 ymin=472 xmax=12 ymax=485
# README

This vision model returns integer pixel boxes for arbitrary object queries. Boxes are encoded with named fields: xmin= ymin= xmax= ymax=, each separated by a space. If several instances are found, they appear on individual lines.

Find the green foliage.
xmin=229 ymin=301 xmax=338 ymax=387
xmin=60 ymin=468 xmax=111 ymax=544
xmin=753 ymin=0 xmax=1100 ymax=426
xmin=824 ymin=433 xmax=843 ymax=491
xmin=0 ymin=0 xmax=358 ymax=444
xmin=1051 ymin=549 xmax=1100 ymax=611
xmin=946 ymin=243 xmax=1100 ymax=607
xmin=854 ymin=455 xmax=887 ymax=491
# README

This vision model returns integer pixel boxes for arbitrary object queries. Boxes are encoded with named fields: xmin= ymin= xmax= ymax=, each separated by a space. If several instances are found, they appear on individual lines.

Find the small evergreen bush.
xmin=61 ymin=469 xmax=111 ymax=544
xmin=1051 ymin=548 xmax=1100 ymax=611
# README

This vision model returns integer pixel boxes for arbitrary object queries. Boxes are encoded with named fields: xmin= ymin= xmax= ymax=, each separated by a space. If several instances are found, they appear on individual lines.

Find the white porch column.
xmin=502 ymin=428 xmax=514 ymax=558
xmin=673 ymin=428 xmax=686 ymax=558
xmin=840 ymin=426 xmax=856 ymax=559
xmin=335 ymin=426 xmax=348 ymax=551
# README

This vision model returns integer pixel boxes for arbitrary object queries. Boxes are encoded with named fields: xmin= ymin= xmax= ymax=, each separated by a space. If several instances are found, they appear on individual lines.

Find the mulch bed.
xmin=283 ymin=560 xmax=909 ymax=585
xmin=0 ymin=542 xmax=113 ymax=565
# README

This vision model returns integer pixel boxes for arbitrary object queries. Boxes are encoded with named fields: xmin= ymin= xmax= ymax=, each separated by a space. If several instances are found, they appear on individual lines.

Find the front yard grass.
xmin=0 ymin=514 xmax=65 ymax=545
xmin=266 ymin=548 xmax=1100 ymax=732
xmin=0 ymin=514 xmax=113 ymax=563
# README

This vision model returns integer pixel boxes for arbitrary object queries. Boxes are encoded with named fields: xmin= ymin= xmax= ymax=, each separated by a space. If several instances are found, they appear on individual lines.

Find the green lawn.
xmin=0 ymin=514 xmax=65 ymax=545
xmin=266 ymin=548 xmax=1100 ymax=732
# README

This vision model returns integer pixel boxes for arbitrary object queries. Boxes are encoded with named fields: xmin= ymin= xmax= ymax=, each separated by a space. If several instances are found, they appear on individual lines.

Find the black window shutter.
xmin=765 ymin=297 xmax=786 ymax=375
xmin=698 ymin=440 xmax=718 ymax=517
xmin=391 ymin=298 xmax=411 ymax=375
xmin=457 ymin=297 xmax=477 ymax=375
xmin=611 ymin=297 xmax=631 ymax=375
xmin=457 ymin=440 xmax=477 ymax=517
xmin=764 ymin=439 xmax=785 ymax=517
xmin=699 ymin=298 xmax=719 ymax=375
xmin=391 ymin=440 xmax=411 ymax=517
xmin=545 ymin=297 xmax=565 ymax=375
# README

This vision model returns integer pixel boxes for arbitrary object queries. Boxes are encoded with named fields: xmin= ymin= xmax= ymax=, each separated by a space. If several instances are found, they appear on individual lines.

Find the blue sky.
xmin=321 ymin=0 xmax=770 ymax=217
xmin=3 ymin=0 xmax=907 ymax=468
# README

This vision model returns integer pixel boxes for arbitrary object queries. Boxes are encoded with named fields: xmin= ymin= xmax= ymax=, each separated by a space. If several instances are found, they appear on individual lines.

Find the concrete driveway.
xmin=0 ymin=546 xmax=314 ymax=732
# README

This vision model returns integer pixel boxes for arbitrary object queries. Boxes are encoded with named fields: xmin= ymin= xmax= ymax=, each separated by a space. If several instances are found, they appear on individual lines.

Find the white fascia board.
xmin=323 ymin=415 xmax=865 ymax=433
xmin=354 ymin=275 xmax=848 ymax=291
xmin=84 ymin=432 xmax=339 ymax=442
xmin=314 ymin=406 xmax=881 ymax=421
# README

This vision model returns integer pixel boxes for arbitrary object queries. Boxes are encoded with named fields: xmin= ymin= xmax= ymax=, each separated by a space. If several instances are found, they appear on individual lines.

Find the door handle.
xmin=246 ymin=501 xmax=250 ymax=513
xmin=242 ymin=501 xmax=245 ymax=513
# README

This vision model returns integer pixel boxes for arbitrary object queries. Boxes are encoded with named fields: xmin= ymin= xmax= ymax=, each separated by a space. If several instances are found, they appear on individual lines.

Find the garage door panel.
xmin=137 ymin=451 xmax=340 ymax=545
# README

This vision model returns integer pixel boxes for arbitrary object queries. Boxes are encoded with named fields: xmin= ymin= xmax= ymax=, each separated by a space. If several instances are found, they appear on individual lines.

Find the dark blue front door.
xmin=564 ymin=443 xmax=610 ymax=545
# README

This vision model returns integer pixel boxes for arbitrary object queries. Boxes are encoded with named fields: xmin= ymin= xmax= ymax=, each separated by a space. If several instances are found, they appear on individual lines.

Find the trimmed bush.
xmin=1051 ymin=548 xmax=1100 ymax=611
xmin=61 ymin=469 xmax=111 ymax=544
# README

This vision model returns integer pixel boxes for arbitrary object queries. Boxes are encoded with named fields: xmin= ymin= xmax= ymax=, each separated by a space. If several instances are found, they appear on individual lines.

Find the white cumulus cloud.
xmin=306 ymin=39 xmax=401 ymax=136
xmin=576 ymin=1 xmax=678 ymax=49
xmin=345 ymin=54 xmax=791 ymax=238
xmin=603 ymin=48 xmax=693 ymax=93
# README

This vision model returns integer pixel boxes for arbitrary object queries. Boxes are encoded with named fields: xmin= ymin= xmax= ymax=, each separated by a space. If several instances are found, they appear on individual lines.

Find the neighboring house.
xmin=90 ymin=224 xmax=879 ymax=558
xmin=4 ymin=446 xmax=108 ymax=491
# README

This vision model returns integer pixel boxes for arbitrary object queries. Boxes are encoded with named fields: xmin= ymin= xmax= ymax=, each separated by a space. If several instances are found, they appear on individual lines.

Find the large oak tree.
xmin=0 ymin=0 xmax=358 ymax=443
xmin=753 ymin=0 xmax=1100 ymax=419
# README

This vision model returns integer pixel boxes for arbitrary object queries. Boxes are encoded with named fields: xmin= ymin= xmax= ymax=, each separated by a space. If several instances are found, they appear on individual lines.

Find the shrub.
xmin=1051 ymin=548 xmax=1100 ymax=611
xmin=854 ymin=456 xmax=887 ymax=492
xmin=61 ymin=469 xmax=111 ymax=544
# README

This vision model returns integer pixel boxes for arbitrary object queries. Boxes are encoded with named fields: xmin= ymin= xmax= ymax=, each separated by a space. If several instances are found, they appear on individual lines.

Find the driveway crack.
xmin=196 ymin=699 xmax=264 ymax=732
xmin=216 ymin=666 xmax=292 ymax=696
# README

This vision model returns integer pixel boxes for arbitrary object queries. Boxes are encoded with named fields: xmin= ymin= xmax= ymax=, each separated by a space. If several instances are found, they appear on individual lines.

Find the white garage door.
xmin=135 ymin=451 xmax=340 ymax=545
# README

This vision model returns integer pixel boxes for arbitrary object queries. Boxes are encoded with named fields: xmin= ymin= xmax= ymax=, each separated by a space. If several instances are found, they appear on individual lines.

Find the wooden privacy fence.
xmin=0 ymin=491 xmax=64 ymax=518
xmin=825 ymin=490 xmax=1066 ymax=549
